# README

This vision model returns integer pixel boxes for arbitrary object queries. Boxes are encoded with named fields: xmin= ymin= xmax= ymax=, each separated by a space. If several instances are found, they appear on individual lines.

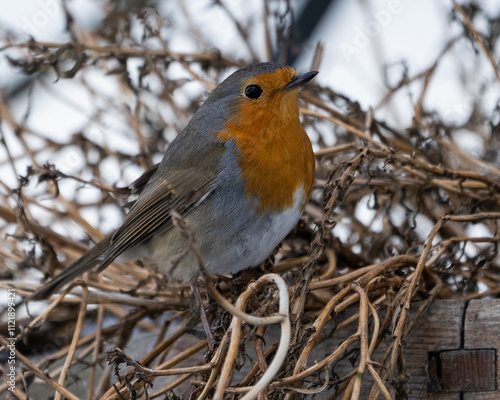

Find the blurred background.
xmin=1 ymin=0 xmax=499 ymax=245
xmin=1 ymin=1 xmax=500 ymax=399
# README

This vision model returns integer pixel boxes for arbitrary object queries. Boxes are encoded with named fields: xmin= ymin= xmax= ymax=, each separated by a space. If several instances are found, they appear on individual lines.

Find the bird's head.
xmin=205 ymin=62 xmax=318 ymax=128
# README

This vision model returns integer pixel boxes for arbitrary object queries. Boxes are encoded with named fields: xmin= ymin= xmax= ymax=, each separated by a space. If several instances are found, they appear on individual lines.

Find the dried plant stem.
xmin=0 ymin=336 xmax=81 ymax=400
xmin=54 ymin=284 xmax=89 ymax=400
xmin=207 ymin=278 xmax=287 ymax=326
xmin=8 ymin=41 xmax=242 ymax=67
xmin=88 ymin=303 xmax=105 ymax=400
xmin=213 ymin=274 xmax=291 ymax=400
xmin=452 ymin=0 xmax=500 ymax=82
xmin=2 ymin=3 xmax=500 ymax=397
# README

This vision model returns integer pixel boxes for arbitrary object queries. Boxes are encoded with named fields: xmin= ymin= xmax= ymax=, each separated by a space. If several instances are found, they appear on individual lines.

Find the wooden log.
xmin=272 ymin=299 xmax=500 ymax=399
xmin=340 ymin=299 xmax=500 ymax=399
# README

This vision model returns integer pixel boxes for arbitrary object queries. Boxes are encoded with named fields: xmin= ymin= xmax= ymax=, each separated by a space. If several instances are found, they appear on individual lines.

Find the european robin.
xmin=32 ymin=62 xmax=317 ymax=303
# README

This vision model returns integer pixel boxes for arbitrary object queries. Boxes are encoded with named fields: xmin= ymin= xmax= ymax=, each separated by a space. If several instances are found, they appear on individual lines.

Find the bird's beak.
xmin=284 ymin=70 xmax=318 ymax=91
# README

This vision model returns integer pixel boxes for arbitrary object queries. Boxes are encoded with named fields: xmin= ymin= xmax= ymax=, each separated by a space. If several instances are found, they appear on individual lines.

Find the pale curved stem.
xmin=212 ymin=273 xmax=291 ymax=400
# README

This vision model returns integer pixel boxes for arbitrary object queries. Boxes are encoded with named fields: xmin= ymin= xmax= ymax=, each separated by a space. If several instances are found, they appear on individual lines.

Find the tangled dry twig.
xmin=1 ymin=1 xmax=500 ymax=399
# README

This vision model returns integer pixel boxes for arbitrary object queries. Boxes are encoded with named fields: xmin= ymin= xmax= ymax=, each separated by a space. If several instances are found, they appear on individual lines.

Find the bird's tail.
xmin=30 ymin=234 xmax=113 ymax=300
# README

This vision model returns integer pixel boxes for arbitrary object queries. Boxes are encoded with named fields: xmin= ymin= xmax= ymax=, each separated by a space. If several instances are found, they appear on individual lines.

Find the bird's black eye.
xmin=244 ymin=84 xmax=263 ymax=99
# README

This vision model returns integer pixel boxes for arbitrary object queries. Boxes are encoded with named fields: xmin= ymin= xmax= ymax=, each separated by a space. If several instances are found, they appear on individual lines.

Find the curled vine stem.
xmin=212 ymin=273 xmax=291 ymax=400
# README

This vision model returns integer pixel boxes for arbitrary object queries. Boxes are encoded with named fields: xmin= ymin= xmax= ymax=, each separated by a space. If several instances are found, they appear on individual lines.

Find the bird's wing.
xmin=96 ymin=142 xmax=226 ymax=272
xmin=31 ymin=140 xmax=226 ymax=299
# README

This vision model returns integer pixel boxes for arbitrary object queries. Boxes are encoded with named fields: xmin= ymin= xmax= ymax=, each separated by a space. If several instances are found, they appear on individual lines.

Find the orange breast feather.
xmin=216 ymin=70 xmax=314 ymax=213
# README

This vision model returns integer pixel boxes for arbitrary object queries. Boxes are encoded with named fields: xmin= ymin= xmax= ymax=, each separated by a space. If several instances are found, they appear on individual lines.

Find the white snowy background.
xmin=0 ymin=0 xmax=499 ymax=291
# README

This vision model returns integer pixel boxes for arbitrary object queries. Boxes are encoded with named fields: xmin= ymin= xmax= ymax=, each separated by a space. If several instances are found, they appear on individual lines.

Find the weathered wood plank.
xmin=436 ymin=349 xmax=496 ymax=392
xmin=293 ymin=299 xmax=499 ymax=398
xmin=463 ymin=299 xmax=500 ymax=400
xmin=395 ymin=300 xmax=464 ymax=400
